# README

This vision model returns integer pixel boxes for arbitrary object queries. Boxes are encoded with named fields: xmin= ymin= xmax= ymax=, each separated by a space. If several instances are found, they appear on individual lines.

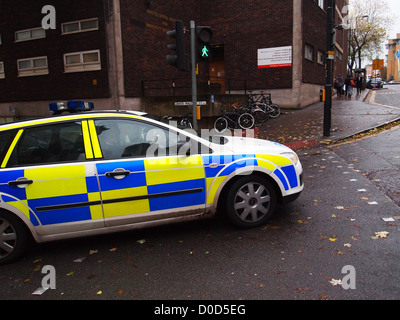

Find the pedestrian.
xmin=345 ymin=74 xmax=354 ymax=98
xmin=335 ymin=75 xmax=344 ymax=98
xmin=355 ymin=73 xmax=363 ymax=95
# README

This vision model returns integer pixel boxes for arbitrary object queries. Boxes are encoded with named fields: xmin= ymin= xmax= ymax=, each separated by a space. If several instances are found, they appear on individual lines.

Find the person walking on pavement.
xmin=335 ymin=75 xmax=344 ymax=98
xmin=345 ymin=74 xmax=354 ymax=99
xmin=355 ymin=73 xmax=363 ymax=96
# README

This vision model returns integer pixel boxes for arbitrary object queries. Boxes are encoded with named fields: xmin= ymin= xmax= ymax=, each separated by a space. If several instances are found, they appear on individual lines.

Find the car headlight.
xmin=280 ymin=152 xmax=299 ymax=166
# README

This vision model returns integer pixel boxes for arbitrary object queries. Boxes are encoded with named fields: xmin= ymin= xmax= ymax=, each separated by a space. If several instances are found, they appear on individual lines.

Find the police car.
xmin=0 ymin=101 xmax=303 ymax=264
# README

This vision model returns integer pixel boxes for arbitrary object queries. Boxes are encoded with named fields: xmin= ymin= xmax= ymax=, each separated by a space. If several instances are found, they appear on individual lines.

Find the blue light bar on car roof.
xmin=49 ymin=100 xmax=94 ymax=113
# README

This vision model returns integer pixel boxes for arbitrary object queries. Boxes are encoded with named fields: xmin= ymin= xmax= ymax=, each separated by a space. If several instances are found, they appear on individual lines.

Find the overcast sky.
xmin=386 ymin=0 xmax=400 ymax=39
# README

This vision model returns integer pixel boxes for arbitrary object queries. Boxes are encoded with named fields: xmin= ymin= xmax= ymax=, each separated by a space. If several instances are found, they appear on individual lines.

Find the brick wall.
xmin=0 ymin=0 xmax=109 ymax=103
xmin=302 ymin=0 xmax=327 ymax=85
xmin=120 ymin=0 xmax=293 ymax=97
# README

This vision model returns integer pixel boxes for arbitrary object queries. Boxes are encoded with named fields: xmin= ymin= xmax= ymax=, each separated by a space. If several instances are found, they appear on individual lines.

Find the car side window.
xmin=8 ymin=121 xmax=85 ymax=167
xmin=95 ymin=118 xmax=201 ymax=160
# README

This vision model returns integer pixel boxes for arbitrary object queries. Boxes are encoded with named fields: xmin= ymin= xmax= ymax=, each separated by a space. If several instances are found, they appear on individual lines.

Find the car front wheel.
xmin=225 ymin=176 xmax=277 ymax=228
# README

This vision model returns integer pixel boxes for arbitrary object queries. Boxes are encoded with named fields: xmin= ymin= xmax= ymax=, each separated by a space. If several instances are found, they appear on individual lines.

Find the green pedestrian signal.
xmin=201 ymin=45 xmax=209 ymax=58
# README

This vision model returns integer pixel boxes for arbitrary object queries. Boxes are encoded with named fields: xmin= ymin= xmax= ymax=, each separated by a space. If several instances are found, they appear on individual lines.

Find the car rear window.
xmin=8 ymin=121 xmax=85 ymax=167
xmin=0 ymin=130 xmax=15 ymax=162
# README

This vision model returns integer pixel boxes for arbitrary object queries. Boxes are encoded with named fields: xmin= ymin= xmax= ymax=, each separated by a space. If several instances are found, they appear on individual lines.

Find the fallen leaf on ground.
xmin=329 ymin=278 xmax=342 ymax=286
xmin=371 ymin=231 xmax=389 ymax=239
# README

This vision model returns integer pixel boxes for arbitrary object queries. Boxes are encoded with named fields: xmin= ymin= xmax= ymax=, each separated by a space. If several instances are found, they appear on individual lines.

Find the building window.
xmin=15 ymin=27 xmax=45 ymax=42
xmin=64 ymin=50 xmax=101 ymax=73
xmin=61 ymin=18 xmax=99 ymax=35
xmin=305 ymin=44 xmax=314 ymax=61
xmin=335 ymin=49 xmax=343 ymax=61
xmin=17 ymin=56 xmax=49 ymax=77
xmin=317 ymin=50 xmax=325 ymax=65
xmin=0 ymin=62 xmax=4 ymax=79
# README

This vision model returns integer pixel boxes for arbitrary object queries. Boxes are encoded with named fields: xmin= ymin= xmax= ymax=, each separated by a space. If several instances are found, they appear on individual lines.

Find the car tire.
xmin=0 ymin=211 xmax=30 ymax=265
xmin=225 ymin=175 xmax=277 ymax=228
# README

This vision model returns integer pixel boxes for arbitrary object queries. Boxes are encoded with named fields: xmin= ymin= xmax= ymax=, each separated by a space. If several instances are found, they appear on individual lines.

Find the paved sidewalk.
xmin=257 ymin=89 xmax=400 ymax=150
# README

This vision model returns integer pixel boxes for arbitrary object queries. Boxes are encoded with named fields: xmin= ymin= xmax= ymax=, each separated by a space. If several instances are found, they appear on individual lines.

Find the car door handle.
xmin=105 ymin=168 xmax=131 ymax=179
xmin=8 ymin=177 xmax=33 ymax=188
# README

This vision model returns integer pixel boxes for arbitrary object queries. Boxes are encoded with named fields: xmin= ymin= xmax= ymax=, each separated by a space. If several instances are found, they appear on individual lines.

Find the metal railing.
xmin=141 ymin=77 xmax=248 ymax=97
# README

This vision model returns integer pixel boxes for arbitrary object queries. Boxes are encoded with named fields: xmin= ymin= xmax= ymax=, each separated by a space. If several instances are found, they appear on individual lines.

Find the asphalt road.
xmin=1 ymin=124 xmax=400 ymax=304
xmin=371 ymin=84 xmax=400 ymax=109
xmin=1 ymin=86 xmax=400 ymax=304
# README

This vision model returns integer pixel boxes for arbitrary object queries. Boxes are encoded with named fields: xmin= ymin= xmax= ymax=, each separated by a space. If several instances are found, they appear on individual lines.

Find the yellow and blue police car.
xmin=0 ymin=101 xmax=303 ymax=264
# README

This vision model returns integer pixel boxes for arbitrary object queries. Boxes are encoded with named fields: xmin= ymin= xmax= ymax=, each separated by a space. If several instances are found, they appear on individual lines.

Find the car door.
xmin=0 ymin=120 xmax=103 ymax=236
xmin=91 ymin=117 xmax=207 ymax=227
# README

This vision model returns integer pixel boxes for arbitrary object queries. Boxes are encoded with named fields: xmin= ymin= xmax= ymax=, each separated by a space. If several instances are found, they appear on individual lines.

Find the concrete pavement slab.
xmin=257 ymin=89 xmax=400 ymax=150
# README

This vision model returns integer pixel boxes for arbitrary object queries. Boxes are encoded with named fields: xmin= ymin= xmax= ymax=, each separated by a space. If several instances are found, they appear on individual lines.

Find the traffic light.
xmin=166 ymin=20 xmax=187 ymax=71
xmin=196 ymin=26 xmax=212 ymax=61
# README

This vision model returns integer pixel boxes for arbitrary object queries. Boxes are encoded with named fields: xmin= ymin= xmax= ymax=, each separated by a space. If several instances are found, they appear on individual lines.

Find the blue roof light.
xmin=50 ymin=100 xmax=94 ymax=114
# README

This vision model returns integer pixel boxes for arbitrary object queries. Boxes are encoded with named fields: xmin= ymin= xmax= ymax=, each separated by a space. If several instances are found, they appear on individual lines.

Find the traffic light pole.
xmin=323 ymin=0 xmax=335 ymax=137
xmin=190 ymin=20 xmax=198 ymax=130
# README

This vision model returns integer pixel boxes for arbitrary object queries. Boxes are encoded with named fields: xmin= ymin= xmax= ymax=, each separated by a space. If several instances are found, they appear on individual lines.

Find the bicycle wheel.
xmin=214 ymin=117 xmax=228 ymax=133
xmin=252 ymin=109 xmax=268 ymax=124
xmin=268 ymin=104 xmax=281 ymax=118
xmin=238 ymin=113 xmax=255 ymax=129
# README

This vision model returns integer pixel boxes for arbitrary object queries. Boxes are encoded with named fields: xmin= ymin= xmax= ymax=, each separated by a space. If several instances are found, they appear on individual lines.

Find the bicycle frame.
xmin=248 ymin=91 xmax=272 ymax=105
xmin=221 ymin=110 xmax=242 ymax=129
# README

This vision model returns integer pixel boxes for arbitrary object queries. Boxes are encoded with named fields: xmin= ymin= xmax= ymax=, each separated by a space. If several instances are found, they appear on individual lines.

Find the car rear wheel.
xmin=225 ymin=176 xmax=277 ymax=228
xmin=0 ymin=211 xmax=29 ymax=265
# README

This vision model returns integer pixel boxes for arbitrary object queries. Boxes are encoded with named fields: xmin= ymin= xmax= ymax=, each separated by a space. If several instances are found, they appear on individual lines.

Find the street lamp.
xmin=323 ymin=0 xmax=351 ymax=137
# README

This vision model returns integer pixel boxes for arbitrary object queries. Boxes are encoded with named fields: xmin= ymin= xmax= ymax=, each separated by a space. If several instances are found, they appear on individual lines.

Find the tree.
xmin=345 ymin=0 xmax=394 ymax=73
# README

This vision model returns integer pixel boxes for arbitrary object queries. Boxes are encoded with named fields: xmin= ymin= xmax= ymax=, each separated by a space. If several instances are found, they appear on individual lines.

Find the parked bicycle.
xmin=161 ymin=114 xmax=193 ymax=129
xmin=214 ymin=106 xmax=255 ymax=133
xmin=247 ymin=91 xmax=281 ymax=119
xmin=232 ymin=102 xmax=267 ymax=125
xmin=179 ymin=113 xmax=193 ymax=128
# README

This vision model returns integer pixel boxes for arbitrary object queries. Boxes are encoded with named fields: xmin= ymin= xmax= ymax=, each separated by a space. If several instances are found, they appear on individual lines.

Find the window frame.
xmin=317 ymin=50 xmax=325 ymax=65
xmin=61 ymin=18 xmax=99 ymax=35
xmin=63 ymin=49 xmax=101 ymax=73
xmin=15 ymin=27 xmax=46 ymax=42
xmin=17 ymin=56 xmax=49 ymax=77
xmin=304 ymin=44 xmax=314 ymax=62
xmin=0 ymin=61 xmax=5 ymax=79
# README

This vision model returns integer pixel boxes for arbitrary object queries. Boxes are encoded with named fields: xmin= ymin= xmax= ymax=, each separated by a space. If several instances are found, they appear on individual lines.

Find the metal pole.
xmin=190 ymin=20 xmax=198 ymax=130
xmin=323 ymin=0 xmax=335 ymax=137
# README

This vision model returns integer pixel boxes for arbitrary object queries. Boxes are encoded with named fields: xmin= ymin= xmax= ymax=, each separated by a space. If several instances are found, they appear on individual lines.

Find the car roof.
xmin=0 ymin=110 xmax=149 ymax=131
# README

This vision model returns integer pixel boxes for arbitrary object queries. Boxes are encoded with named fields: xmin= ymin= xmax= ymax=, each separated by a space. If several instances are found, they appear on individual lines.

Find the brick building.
xmin=0 ymin=0 xmax=348 ymax=120
xmin=387 ymin=33 xmax=400 ymax=82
